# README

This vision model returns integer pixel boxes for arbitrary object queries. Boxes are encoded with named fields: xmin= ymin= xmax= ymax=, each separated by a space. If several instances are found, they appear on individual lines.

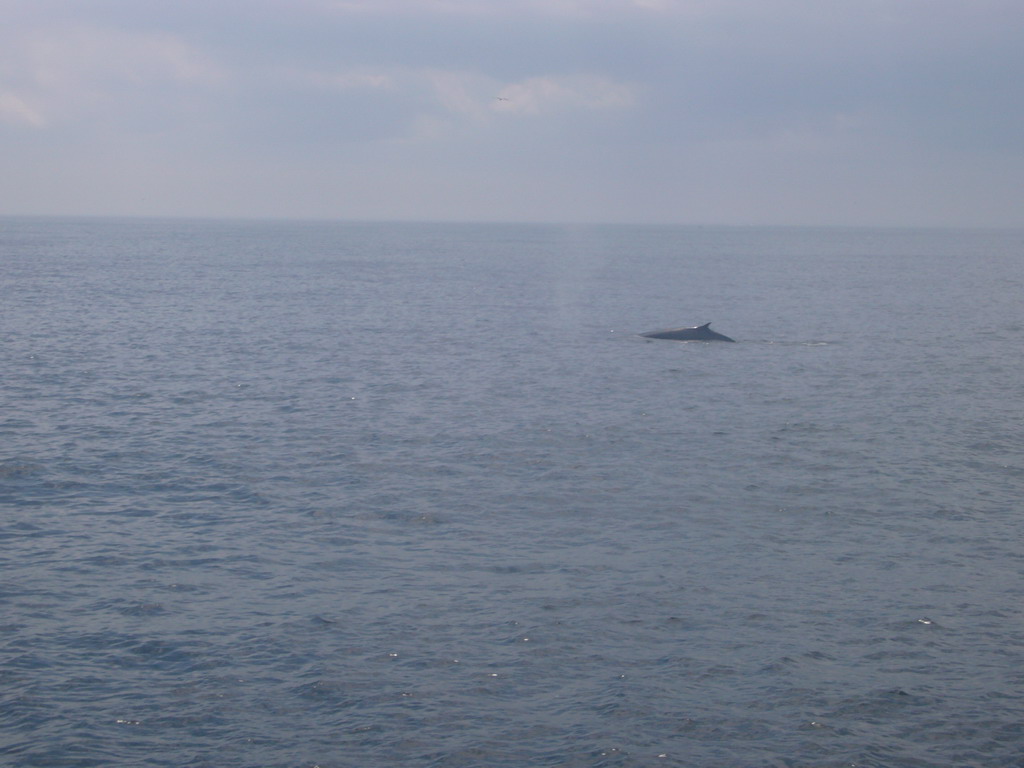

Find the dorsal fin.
xmin=697 ymin=322 xmax=711 ymax=330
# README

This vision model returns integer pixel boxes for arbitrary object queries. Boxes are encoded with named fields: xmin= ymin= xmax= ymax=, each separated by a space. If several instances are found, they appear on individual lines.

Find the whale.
xmin=640 ymin=322 xmax=735 ymax=342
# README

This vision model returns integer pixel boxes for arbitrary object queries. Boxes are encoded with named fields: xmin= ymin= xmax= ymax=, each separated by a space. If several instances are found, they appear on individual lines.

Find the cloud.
xmin=2 ymin=0 xmax=1023 ymax=225
xmin=493 ymin=75 xmax=635 ymax=115
xmin=1 ymin=23 xmax=226 ymax=128
xmin=22 ymin=26 xmax=225 ymax=88
xmin=422 ymin=70 xmax=494 ymax=118
xmin=257 ymin=66 xmax=634 ymax=144
xmin=297 ymin=69 xmax=395 ymax=91
xmin=0 ymin=91 xmax=45 ymax=127
xmin=311 ymin=0 xmax=669 ymax=17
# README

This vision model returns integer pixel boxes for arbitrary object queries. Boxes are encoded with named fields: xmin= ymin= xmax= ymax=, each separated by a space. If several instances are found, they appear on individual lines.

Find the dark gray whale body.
xmin=640 ymin=322 xmax=735 ymax=342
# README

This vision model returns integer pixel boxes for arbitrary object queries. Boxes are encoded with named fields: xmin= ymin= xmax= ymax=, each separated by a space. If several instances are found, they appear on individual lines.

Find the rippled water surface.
xmin=2 ymin=218 xmax=1023 ymax=767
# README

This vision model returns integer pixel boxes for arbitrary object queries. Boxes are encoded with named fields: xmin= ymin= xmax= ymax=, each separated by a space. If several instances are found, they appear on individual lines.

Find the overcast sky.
xmin=2 ymin=0 xmax=1022 ymax=226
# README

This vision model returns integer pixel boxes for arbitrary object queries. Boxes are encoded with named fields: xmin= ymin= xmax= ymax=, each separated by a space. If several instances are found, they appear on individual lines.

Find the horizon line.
xmin=3 ymin=212 xmax=1022 ymax=232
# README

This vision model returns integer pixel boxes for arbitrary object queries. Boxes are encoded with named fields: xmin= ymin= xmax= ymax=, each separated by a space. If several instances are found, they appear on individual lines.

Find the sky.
xmin=2 ymin=0 xmax=1023 ymax=226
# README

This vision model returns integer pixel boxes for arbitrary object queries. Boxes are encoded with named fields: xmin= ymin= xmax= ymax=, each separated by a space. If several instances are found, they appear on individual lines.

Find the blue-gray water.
xmin=2 ymin=218 xmax=1023 ymax=767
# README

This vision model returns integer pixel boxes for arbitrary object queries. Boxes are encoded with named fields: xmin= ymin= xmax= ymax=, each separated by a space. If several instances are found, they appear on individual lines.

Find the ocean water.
xmin=2 ymin=217 xmax=1023 ymax=767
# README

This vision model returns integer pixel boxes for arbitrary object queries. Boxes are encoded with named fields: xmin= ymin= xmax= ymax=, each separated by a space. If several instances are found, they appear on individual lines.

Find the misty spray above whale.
xmin=640 ymin=322 xmax=735 ymax=342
